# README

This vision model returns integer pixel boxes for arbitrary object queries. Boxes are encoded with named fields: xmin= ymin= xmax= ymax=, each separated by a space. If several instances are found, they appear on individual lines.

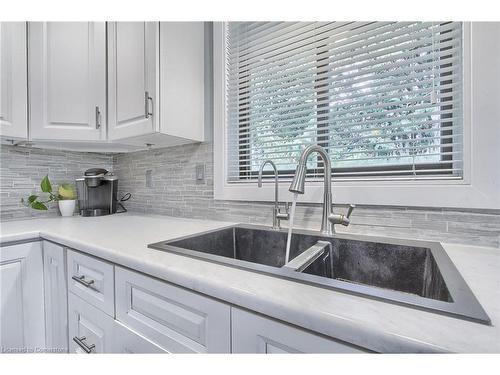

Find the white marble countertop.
xmin=0 ymin=214 xmax=498 ymax=353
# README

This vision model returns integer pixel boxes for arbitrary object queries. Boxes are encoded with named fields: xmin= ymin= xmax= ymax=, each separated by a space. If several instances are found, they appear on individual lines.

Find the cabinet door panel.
xmin=0 ymin=242 xmax=45 ymax=351
xmin=160 ymin=22 xmax=204 ymax=141
xmin=0 ymin=22 xmax=28 ymax=139
xmin=29 ymin=22 xmax=106 ymax=141
xmin=231 ymin=308 xmax=368 ymax=353
xmin=108 ymin=22 xmax=157 ymax=140
xmin=43 ymin=241 xmax=68 ymax=352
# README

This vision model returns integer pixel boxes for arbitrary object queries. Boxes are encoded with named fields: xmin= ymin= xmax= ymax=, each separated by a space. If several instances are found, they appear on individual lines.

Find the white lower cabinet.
xmin=115 ymin=266 xmax=231 ymax=353
xmin=0 ymin=241 xmax=45 ymax=352
xmin=68 ymin=291 xmax=167 ymax=354
xmin=43 ymin=241 xmax=68 ymax=353
xmin=1 ymin=240 xmax=369 ymax=354
xmin=231 ymin=308 xmax=368 ymax=353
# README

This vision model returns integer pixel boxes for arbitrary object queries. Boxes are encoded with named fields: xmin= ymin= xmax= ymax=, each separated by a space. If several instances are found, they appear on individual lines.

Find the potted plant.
xmin=22 ymin=175 xmax=77 ymax=217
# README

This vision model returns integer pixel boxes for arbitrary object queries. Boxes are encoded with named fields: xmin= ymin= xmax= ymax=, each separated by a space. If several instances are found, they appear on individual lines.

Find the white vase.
xmin=58 ymin=200 xmax=76 ymax=217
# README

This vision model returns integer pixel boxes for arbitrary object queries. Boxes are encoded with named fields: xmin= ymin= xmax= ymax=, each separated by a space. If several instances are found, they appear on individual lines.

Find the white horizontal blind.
xmin=225 ymin=22 xmax=463 ymax=182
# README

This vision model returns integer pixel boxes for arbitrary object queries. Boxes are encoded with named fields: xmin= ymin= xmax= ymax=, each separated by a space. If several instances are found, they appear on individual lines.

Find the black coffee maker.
xmin=76 ymin=168 xmax=119 ymax=217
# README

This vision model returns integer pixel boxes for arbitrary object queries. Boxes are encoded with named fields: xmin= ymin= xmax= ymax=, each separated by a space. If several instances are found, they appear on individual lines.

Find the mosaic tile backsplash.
xmin=0 ymin=145 xmax=113 ymax=221
xmin=1 ymin=143 xmax=499 ymax=248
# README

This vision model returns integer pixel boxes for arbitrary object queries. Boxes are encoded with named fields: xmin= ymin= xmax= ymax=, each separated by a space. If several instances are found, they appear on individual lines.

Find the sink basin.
xmin=148 ymin=224 xmax=490 ymax=324
xmin=154 ymin=225 xmax=319 ymax=268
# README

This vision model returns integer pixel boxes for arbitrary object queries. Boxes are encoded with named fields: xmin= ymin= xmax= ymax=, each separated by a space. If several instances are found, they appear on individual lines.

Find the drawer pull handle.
xmin=72 ymin=274 xmax=95 ymax=288
xmin=73 ymin=336 xmax=95 ymax=353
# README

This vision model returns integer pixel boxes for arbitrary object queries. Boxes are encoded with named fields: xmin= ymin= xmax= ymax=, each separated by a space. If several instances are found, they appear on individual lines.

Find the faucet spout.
xmin=258 ymin=160 xmax=288 ymax=229
xmin=289 ymin=144 xmax=333 ymax=235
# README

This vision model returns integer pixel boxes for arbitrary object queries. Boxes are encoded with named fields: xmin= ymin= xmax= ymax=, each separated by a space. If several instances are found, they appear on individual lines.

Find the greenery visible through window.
xmin=225 ymin=22 xmax=463 ymax=181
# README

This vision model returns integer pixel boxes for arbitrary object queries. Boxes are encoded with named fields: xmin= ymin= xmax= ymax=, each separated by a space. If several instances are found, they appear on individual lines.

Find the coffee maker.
xmin=76 ymin=168 xmax=120 ymax=217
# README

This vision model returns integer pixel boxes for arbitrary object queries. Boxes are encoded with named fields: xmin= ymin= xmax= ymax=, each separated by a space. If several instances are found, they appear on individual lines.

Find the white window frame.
xmin=213 ymin=22 xmax=500 ymax=209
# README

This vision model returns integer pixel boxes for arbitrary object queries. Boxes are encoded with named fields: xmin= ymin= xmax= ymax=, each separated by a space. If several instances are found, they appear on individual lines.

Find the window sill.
xmin=214 ymin=178 xmax=498 ymax=209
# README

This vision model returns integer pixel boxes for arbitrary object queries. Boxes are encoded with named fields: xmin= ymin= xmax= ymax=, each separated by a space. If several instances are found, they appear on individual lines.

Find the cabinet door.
xmin=160 ymin=22 xmax=205 ymax=142
xmin=68 ymin=292 xmax=114 ymax=354
xmin=231 ymin=308 xmax=368 ymax=353
xmin=0 ymin=241 xmax=45 ymax=352
xmin=115 ymin=266 xmax=231 ymax=353
xmin=107 ymin=22 xmax=158 ymax=140
xmin=0 ymin=22 xmax=28 ymax=139
xmin=43 ymin=241 xmax=68 ymax=353
xmin=28 ymin=22 xmax=106 ymax=141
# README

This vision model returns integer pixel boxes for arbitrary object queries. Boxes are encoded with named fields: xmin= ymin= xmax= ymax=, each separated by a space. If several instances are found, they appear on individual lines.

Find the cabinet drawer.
xmin=67 ymin=250 xmax=114 ymax=316
xmin=68 ymin=292 xmax=114 ymax=354
xmin=112 ymin=321 xmax=167 ymax=353
xmin=115 ymin=266 xmax=231 ymax=353
xmin=231 ymin=308 xmax=368 ymax=353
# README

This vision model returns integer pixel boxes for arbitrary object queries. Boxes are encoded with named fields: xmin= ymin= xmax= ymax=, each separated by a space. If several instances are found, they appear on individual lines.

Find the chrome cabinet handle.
xmin=95 ymin=106 xmax=101 ymax=129
xmin=73 ymin=336 xmax=95 ymax=353
xmin=72 ymin=274 xmax=95 ymax=288
xmin=145 ymin=91 xmax=153 ymax=118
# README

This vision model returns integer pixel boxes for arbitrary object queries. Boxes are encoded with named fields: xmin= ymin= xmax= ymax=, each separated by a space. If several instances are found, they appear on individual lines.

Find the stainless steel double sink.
xmin=148 ymin=224 xmax=490 ymax=324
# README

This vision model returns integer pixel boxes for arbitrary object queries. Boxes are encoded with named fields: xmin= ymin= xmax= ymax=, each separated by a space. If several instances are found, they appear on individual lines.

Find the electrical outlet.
xmin=195 ymin=164 xmax=205 ymax=184
xmin=146 ymin=169 xmax=153 ymax=188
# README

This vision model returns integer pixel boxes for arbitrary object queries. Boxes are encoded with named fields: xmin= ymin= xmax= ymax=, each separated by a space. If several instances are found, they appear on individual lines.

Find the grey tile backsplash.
xmin=0 ymin=145 xmax=113 ymax=221
xmin=1 ymin=143 xmax=499 ymax=248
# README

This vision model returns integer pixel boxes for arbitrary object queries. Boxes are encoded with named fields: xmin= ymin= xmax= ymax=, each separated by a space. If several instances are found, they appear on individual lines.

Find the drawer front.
xmin=231 ymin=308 xmax=369 ymax=353
xmin=115 ymin=266 xmax=231 ymax=353
xmin=112 ymin=321 xmax=168 ymax=353
xmin=68 ymin=292 xmax=114 ymax=354
xmin=67 ymin=250 xmax=114 ymax=316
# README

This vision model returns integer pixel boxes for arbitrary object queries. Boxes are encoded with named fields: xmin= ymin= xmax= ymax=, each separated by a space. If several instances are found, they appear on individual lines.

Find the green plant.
xmin=21 ymin=175 xmax=76 ymax=211
xmin=58 ymin=183 xmax=77 ymax=200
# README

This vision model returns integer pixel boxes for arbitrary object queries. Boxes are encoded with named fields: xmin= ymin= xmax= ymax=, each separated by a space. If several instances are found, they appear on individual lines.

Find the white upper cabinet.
xmin=107 ymin=22 xmax=205 ymax=148
xmin=107 ymin=22 xmax=158 ymax=141
xmin=160 ymin=22 xmax=205 ymax=142
xmin=0 ymin=22 xmax=28 ymax=140
xmin=1 ymin=21 xmax=205 ymax=151
xmin=28 ymin=22 xmax=106 ymax=141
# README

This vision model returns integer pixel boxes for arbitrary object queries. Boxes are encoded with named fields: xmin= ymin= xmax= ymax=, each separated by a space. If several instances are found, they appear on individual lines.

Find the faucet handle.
xmin=339 ymin=204 xmax=355 ymax=226
xmin=346 ymin=204 xmax=355 ymax=219
xmin=277 ymin=202 xmax=290 ymax=221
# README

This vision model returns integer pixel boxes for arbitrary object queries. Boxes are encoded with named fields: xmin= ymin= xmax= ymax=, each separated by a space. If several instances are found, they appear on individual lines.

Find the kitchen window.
xmin=223 ymin=22 xmax=464 ymax=182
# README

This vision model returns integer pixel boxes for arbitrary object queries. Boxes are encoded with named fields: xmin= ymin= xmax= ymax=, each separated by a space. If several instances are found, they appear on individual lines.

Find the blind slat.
xmin=227 ymin=22 xmax=458 ymax=78
xmin=225 ymin=21 xmax=463 ymax=182
xmin=228 ymin=43 xmax=460 ymax=103
xmin=232 ymin=94 xmax=461 ymax=132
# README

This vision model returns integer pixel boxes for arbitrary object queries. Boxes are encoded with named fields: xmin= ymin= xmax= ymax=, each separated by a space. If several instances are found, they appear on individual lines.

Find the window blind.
xmin=224 ymin=22 xmax=464 ymax=182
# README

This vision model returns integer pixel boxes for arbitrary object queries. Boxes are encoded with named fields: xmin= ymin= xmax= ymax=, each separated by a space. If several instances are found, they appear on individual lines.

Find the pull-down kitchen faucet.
xmin=258 ymin=160 xmax=289 ymax=230
xmin=289 ymin=144 xmax=354 ymax=236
